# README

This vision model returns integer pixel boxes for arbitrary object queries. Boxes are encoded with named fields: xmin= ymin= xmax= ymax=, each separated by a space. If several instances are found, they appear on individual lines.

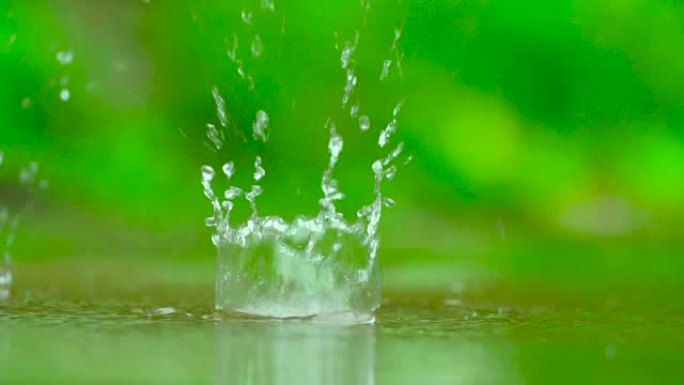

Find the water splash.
xmin=202 ymin=1 xmax=407 ymax=320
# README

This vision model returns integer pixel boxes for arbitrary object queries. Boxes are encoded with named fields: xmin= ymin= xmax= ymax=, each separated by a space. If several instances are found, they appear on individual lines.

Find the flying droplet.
xmin=359 ymin=115 xmax=370 ymax=132
xmin=254 ymin=156 xmax=266 ymax=181
xmin=342 ymin=69 xmax=357 ymax=107
xmin=393 ymin=101 xmax=403 ymax=117
xmin=206 ymin=123 xmax=224 ymax=150
xmin=251 ymin=35 xmax=263 ymax=58
xmin=380 ymin=60 xmax=392 ymax=80
xmin=201 ymin=165 xmax=215 ymax=182
xmin=224 ymin=187 xmax=243 ymax=200
xmin=211 ymin=87 xmax=228 ymax=127
xmin=327 ymin=122 xmax=343 ymax=159
xmin=59 ymin=89 xmax=70 ymax=102
xmin=382 ymin=197 xmax=396 ymax=207
xmin=253 ymin=110 xmax=269 ymax=142
xmin=350 ymin=103 xmax=360 ymax=118
xmin=56 ymin=51 xmax=73 ymax=65
xmin=384 ymin=165 xmax=397 ymax=180
xmin=222 ymin=162 xmax=235 ymax=179
xmin=241 ymin=10 xmax=252 ymax=24
xmin=261 ymin=0 xmax=275 ymax=11
xmin=378 ymin=120 xmax=396 ymax=148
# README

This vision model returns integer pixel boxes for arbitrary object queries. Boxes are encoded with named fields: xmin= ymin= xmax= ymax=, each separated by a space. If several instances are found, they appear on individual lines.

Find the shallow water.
xmin=1 ymin=262 xmax=683 ymax=385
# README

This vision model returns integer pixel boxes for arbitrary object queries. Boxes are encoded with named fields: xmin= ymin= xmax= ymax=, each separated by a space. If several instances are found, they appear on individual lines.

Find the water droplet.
xmin=340 ymin=31 xmax=359 ymax=69
xmin=224 ymin=187 xmax=243 ymax=200
xmin=384 ymin=165 xmax=397 ymax=180
xmin=357 ymin=205 xmax=372 ymax=218
xmin=248 ymin=185 xmax=263 ymax=198
xmin=59 ymin=89 xmax=70 ymax=102
xmin=393 ymin=101 xmax=403 ymax=117
xmin=251 ymin=35 xmax=263 ymax=58
xmin=372 ymin=160 xmax=383 ymax=174
xmin=261 ymin=0 xmax=275 ymax=12
xmin=222 ymin=162 xmax=235 ymax=179
xmin=201 ymin=165 xmax=215 ymax=182
xmin=328 ymin=123 xmax=343 ymax=159
xmin=383 ymin=142 xmax=404 ymax=165
xmin=0 ymin=152 xmax=3 ymax=166
xmin=380 ymin=60 xmax=392 ymax=80
xmin=342 ymin=69 xmax=357 ymax=107
xmin=378 ymin=120 xmax=396 ymax=148
xmin=19 ymin=162 xmax=38 ymax=185
xmin=227 ymin=34 xmax=239 ymax=61
xmin=21 ymin=97 xmax=32 ymax=109
xmin=382 ymin=197 xmax=395 ymax=207
xmin=359 ymin=115 xmax=371 ymax=131
xmin=205 ymin=217 xmax=217 ymax=227
xmin=350 ymin=103 xmax=360 ymax=118
xmin=211 ymin=87 xmax=228 ymax=127
xmin=241 ymin=10 xmax=252 ymax=24
xmin=254 ymin=156 xmax=266 ymax=181
xmin=221 ymin=200 xmax=234 ymax=211
xmin=206 ymin=123 xmax=224 ymax=150
xmin=56 ymin=51 xmax=73 ymax=65
xmin=253 ymin=110 xmax=269 ymax=142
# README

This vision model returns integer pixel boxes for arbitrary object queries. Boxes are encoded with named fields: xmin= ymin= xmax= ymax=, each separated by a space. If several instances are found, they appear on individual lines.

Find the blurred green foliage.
xmin=2 ymin=0 xmax=684 ymax=291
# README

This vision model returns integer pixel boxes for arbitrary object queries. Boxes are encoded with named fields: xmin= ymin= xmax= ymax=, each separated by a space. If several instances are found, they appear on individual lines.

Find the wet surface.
xmin=1 ymin=262 xmax=683 ymax=384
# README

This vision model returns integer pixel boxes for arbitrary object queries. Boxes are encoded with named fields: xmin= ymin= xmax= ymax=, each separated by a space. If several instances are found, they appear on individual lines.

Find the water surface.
xmin=0 ymin=261 xmax=682 ymax=385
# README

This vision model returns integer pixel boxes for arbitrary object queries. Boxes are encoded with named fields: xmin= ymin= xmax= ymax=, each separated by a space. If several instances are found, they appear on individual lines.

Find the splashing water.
xmin=202 ymin=2 xmax=407 ymax=322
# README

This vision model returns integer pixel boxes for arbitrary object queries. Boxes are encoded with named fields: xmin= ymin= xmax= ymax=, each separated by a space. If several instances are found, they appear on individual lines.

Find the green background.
xmin=2 ymin=0 xmax=684 ymax=297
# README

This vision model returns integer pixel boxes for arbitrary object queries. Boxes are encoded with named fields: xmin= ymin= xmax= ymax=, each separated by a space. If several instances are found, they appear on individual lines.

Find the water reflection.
xmin=216 ymin=321 xmax=375 ymax=385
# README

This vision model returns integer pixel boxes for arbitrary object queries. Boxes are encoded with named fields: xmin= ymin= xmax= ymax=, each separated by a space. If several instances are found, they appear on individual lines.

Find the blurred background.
xmin=2 ymin=0 xmax=684 ymax=302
